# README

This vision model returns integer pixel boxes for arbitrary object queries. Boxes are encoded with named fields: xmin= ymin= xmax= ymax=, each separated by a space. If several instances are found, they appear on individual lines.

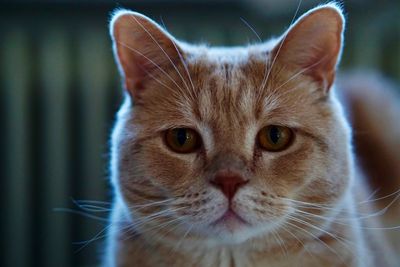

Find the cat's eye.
xmin=165 ymin=128 xmax=200 ymax=153
xmin=257 ymin=125 xmax=294 ymax=152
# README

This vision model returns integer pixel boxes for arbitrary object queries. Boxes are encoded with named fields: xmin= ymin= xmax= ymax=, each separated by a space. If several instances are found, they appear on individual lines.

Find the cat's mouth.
xmin=210 ymin=208 xmax=250 ymax=232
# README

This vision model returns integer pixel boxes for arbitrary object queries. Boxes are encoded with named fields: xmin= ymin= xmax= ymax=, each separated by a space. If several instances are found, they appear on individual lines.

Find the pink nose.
xmin=211 ymin=171 xmax=248 ymax=200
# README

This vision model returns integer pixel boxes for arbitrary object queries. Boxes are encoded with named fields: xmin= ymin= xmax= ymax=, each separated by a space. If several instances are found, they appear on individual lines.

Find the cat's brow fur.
xmin=105 ymin=3 xmax=399 ymax=267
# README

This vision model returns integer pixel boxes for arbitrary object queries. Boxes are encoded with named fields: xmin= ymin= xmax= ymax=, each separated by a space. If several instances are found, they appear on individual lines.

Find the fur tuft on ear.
xmin=109 ymin=9 xmax=183 ymax=100
xmin=273 ymin=3 xmax=345 ymax=91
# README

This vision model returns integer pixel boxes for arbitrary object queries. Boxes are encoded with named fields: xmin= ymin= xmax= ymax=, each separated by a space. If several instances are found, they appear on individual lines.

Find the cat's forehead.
xmin=186 ymin=44 xmax=274 ymax=91
xmin=183 ymin=40 xmax=277 ymax=65
xmin=181 ymin=49 xmax=283 ymax=134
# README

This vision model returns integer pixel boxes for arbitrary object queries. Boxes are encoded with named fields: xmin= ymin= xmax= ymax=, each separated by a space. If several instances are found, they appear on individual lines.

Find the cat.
xmin=104 ymin=3 xmax=400 ymax=266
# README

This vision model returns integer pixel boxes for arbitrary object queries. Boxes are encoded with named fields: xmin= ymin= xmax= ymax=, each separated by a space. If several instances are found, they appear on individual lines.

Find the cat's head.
xmin=109 ymin=3 xmax=352 ymax=245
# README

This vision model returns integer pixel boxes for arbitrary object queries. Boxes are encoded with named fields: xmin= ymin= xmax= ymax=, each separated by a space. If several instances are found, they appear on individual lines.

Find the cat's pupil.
xmin=176 ymin=129 xmax=188 ymax=146
xmin=269 ymin=127 xmax=281 ymax=144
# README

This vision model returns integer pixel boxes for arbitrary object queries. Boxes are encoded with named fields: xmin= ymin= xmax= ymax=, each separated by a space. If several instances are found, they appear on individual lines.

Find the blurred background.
xmin=0 ymin=0 xmax=399 ymax=266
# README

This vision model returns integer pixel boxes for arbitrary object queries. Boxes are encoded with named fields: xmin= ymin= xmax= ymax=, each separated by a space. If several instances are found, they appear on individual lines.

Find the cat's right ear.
xmin=272 ymin=4 xmax=345 ymax=92
xmin=110 ymin=10 xmax=182 ymax=100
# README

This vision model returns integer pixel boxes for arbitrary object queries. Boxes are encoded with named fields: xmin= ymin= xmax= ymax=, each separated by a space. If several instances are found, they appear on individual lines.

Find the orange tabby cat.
xmin=105 ymin=3 xmax=399 ymax=266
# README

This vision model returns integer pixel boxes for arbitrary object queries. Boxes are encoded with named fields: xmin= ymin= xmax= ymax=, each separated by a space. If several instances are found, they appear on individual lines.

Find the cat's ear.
xmin=273 ymin=4 xmax=345 ymax=91
xmin=110 ymin=10 xmax=182 ymax=99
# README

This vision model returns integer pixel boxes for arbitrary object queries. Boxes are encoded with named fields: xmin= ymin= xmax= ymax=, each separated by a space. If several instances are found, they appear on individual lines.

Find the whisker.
xmin=288 ymin=214 xmax=355 ymax=247
xmin=62 ymin=197 xmax=187 ymax=252
xmin=72 ymin=198 xmax=112 ymax=213
xmin=282 ymin=189 xmax=400 ymax=223
xmin=364 ymin=187 xmax=381 ymax=202
xmin=280 ymin=197 xmax=343 ymax=210
xmin=74 ymin=204 xmax=111 ymax=213
xmin=130 ymin=207 xmax=186 ymax=229
xmin=53 ymin=208 xmax=109 ymax=223
xmin=73 ymin=199 xmax=112 ymax=206
xmin=358 ymin=187 xmax=400 ymax=205
xmin=73 ymin=224 xmax=114 ymax=253
xmin=240 ymin=17 xmax=262 ymax=43
xmin=128 ymin=198 xmax=177 ymax=210
xmin=294 ymin=207 xmax=400 ymax=231
xmin=72 ymin=198 xmax=178 ymax=214
xmin=287 ymin=213 xmax=376 ymax=266
xmin=128 ymin=215 xmax=186 ymax=243
xmin=271 ymin=229 xmax=288 ymax=257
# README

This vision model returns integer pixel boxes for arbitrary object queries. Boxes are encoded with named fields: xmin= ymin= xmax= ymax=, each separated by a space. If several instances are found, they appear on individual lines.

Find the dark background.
xmin=0 ymin=0 xmax=399 ymax=266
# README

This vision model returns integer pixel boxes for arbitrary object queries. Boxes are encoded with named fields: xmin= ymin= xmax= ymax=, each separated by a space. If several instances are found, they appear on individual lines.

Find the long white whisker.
xmin=294 ymin=208 xmax=400 ymax=231
xmin=74 ymin=199 xmax=112 ymax=206
xmin=271 ymin=229 xmax=288 ymax=257
xmin=131 ymin=207 xmax=185 ymax=226
xmin=240 ymin=17 xmax=262 ymax=43
xmin=359 ymin=187 xmax=400 ymax=205
xmin=121 ymin=208 xmax=188 ymax=243
xmin=288 ymin=214 xmax=355 ymax=246
xmin=53 ymin=208 xmax=109 ymax=223
xmin=131 ymin=215 xmax=186 ymax=243
xmin=282 ymin=190 xmax=400 ymax=223
xmin=364 ymin=187 xmax=381 ymax=202
xmin=74 ymin=204 xmax=111 ymax=213
xmin=128 ymin=198 xmax=177 ymax=210
xmin=74 ymin=224 xmax=113 ymax=253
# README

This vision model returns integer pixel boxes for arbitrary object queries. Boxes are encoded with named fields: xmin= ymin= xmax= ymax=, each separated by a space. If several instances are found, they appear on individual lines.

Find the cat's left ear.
xmin=109 ymin=9 xmax=183 ymax=100
xmin=273 ymin=3 xmax=345 ymax=91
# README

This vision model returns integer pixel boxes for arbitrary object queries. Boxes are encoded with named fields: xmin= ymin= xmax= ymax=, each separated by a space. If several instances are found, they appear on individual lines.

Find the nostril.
xmin=211 ymin=171 xmax=248 ymax=200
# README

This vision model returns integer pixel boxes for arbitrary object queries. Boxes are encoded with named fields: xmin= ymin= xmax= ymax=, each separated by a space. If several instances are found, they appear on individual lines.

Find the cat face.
xmin=110 ymin=4 xmax=352 ymax=245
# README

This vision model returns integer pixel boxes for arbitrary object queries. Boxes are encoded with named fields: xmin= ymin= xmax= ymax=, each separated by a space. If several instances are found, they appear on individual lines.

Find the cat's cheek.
xmin=258 ymin=140 xmax=318 ymax=190
xmin=147 ymin=156 xmax=193 ymax=187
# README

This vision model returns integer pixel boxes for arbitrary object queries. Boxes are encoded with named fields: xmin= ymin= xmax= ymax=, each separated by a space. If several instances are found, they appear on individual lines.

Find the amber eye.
xmin=165 ymin=128 xmax=200 ymax=153
xmin=258 ymin=125 xmax=293 ymax=152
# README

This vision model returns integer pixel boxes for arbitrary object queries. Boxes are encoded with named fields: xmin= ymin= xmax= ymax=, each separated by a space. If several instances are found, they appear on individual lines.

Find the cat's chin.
xmin=203 ymin=210 xmax=260 ymax=245
xmin=204 ymin=222 xmax=281 ymax=246
xmin=209 ymin=210 xmax=248 ymax=237
xmin=200 ymin=209 xmax=286 ymax=245
xmin=205 ymin=224 xmax=264 ymax=245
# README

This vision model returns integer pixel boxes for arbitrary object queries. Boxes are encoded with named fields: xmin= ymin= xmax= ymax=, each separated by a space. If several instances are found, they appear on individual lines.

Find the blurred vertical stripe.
xmin=76 ymin=27 xmax=110 ymax=266
xmin=39 ymin=29 xmax=71 ymax=267
xmin=2 ymin=29 xmax=32 ymax=267
xmin=78 ymin=27 xmax=109 ymax=206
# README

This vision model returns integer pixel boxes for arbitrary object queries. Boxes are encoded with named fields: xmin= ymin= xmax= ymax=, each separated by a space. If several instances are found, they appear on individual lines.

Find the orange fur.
xmin=105 ymin=4 xmax=399 ymax=267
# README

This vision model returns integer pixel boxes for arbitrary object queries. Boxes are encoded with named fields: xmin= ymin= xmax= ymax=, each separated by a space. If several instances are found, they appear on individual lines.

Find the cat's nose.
xmin=211 ymin=170 xmax=248 ymax=200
